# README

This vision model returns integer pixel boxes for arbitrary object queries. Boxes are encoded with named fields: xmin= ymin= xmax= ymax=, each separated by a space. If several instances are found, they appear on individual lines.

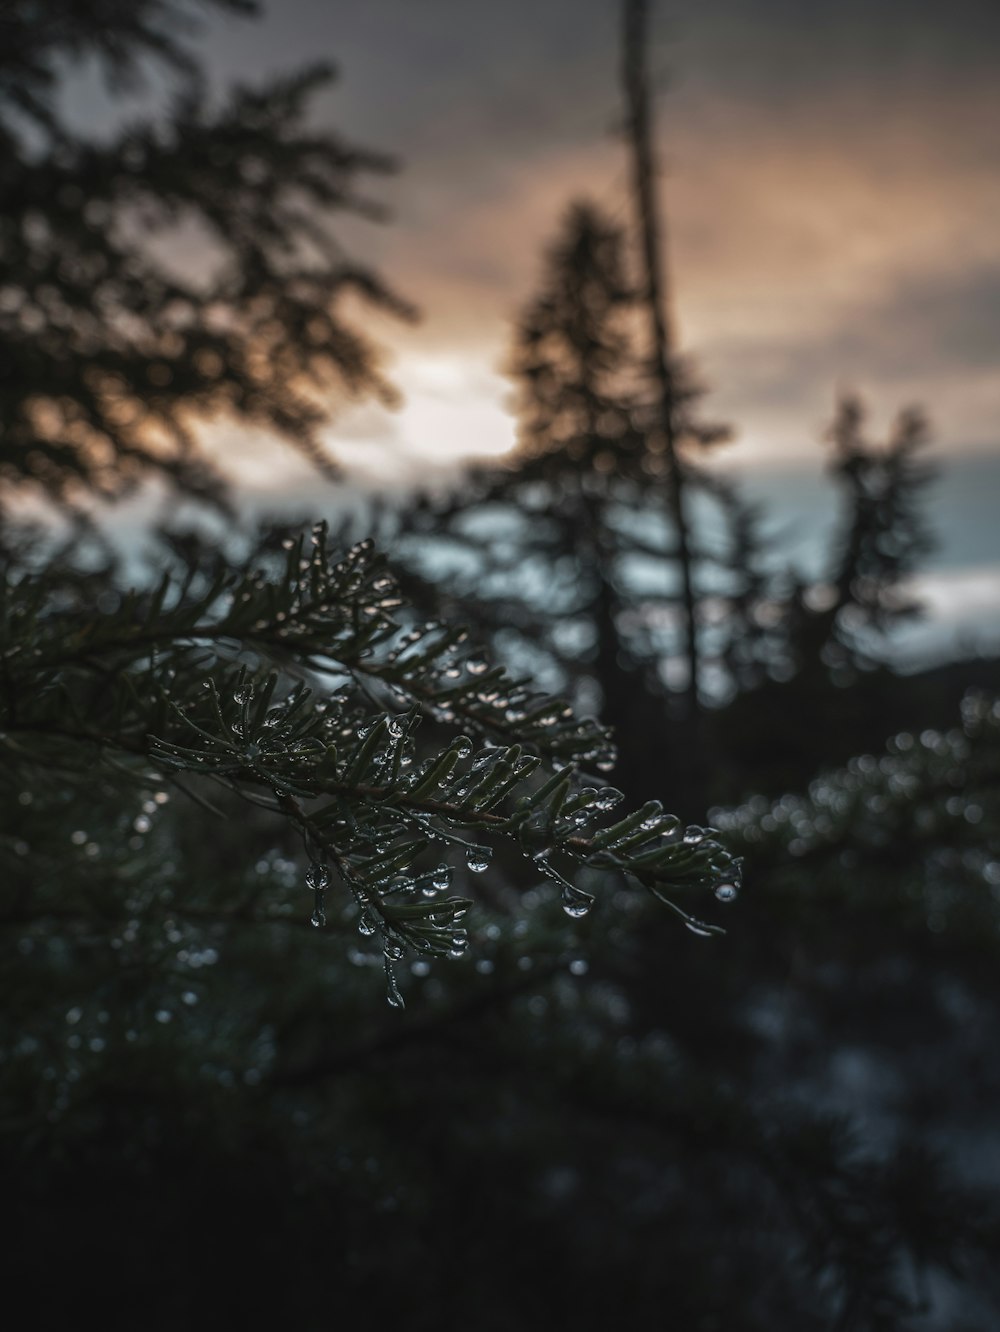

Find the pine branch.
xmin=3 ymin=524 xmax=742 ymax=1007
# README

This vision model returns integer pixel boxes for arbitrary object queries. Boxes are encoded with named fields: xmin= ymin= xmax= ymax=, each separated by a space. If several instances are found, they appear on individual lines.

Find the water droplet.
xmin=561 ymin=884 xmax=594 ymax=919
xmin=466 ymin=656 xmax=488 ymax=675
xmin=233 ymin=686 xmax=253 ymax=705
xmin=715 ymin=883 xmax=738 ymax=903
xmin=306 ymin=863 xmax=330 ymax=892
xmin=383 ymin=940 xmax=404 ymax=962
xmin=594 ymin=787 xmax=624 ymax=812
xmin=684 ymin=825 xmax=715 ymax=845
xmin=431 ymin=865 xmax=451 ymax=891
xmin=358 ymin=911 xmax=378 ymax=936
xmin=466 ymin=846 xmax=491 ymax=874
xmin=384 ymin=959 xmax=405 ymax=1009
xmin=311 ymin=907 xmax=326 ymax=928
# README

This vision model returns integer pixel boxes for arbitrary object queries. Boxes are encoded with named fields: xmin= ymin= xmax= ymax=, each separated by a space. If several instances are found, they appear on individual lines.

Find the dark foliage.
xmin=0 ymin=0 xmax=411 ymax=514
xmin=3 ymin=5 xmax=999 ymax=1330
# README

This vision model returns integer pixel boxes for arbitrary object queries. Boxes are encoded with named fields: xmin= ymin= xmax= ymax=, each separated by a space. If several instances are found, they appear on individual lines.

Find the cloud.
xmin=67 ymin=0 xmax=999 ymax=477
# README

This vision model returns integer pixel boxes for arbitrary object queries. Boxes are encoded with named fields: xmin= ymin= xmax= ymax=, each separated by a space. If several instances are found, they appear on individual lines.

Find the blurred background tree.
xmin=0 ymin=0 xmax=412 ymax=523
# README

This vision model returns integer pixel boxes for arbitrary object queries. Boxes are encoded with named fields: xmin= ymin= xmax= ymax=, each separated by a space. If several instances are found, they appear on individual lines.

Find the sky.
xmin=64 ymin=0 xmax=1000 ymax=488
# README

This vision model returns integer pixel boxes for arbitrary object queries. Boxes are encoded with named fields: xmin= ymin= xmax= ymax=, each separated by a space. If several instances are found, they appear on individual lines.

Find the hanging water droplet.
xmin=465 ymin=845 xmax=491 ymax=874
xmin=383 ymin=939 xmax=404 ymax=962
xmin=311 ymin=906 xmax=326 ymax=928
xmin=358 ymin=911 xmax=378 ymax=936
xmin=466 ymin=656 xmax=488 ymax=675
xmin=715 ymin=883 xmax=738 ymax=903
xmin=431 ymin=865 xmax=451 ymax=891
xmin=306 ymin=863 xmax=330 ymax=892
xmin=384 ymin=959 xmax=405 ymax=1009
xmin=561 ymin=884 xmax=594 ymax=919
xmin=233 ymin=685 xmax=253 ymax=705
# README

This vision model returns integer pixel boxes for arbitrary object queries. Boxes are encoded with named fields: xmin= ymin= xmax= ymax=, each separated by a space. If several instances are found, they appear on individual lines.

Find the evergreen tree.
xmin=396 ymin=200 xmax=732 ymax=806
xmin=811 ymin=395 xmax=936 ymax=678
xmin=0 ymin=0 xmax=411 ymax=520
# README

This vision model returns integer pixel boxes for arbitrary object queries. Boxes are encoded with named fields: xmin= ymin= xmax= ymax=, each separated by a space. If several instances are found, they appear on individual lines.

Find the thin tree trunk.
xmin=622 ymin=0 xmax=700 ymax=715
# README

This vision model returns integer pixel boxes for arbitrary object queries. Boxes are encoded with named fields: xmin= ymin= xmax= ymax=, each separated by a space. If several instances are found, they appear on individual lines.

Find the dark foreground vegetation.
xmin=2 ymin=3 xmax=998 ymax=1328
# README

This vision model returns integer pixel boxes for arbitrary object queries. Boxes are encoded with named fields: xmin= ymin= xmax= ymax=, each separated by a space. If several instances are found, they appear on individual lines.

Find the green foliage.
xmin=2 ymin=522 xmax=742 ymax=1007
xmin=6 ymin=675 xmax=998 ymax=1329
xmin=3 ymin=10 xmax=996 ymax=1328
xmin=714 ymin=690 xmax=1000 ymax=931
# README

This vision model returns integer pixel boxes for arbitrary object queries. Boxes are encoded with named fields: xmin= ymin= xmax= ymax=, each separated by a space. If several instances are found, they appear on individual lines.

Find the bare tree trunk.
xmin=622 ymin=0 xmax=700 ymax=715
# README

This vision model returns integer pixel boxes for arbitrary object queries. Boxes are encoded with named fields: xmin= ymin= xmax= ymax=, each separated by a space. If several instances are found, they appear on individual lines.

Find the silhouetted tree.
xmin=395 ymin=199 xmax=733 ymax=805
xmin=622 ymin=0 xmax=702 ymax=711
xmin=0 ymin=0 xmax=411 ymax=520
xmin=813 ymin=395 xmax=936 ymax=678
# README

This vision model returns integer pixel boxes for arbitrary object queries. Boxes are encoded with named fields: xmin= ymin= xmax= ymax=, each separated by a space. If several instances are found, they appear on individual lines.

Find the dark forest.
xmin=3 ymin=3 xmax=999 ymax=1328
